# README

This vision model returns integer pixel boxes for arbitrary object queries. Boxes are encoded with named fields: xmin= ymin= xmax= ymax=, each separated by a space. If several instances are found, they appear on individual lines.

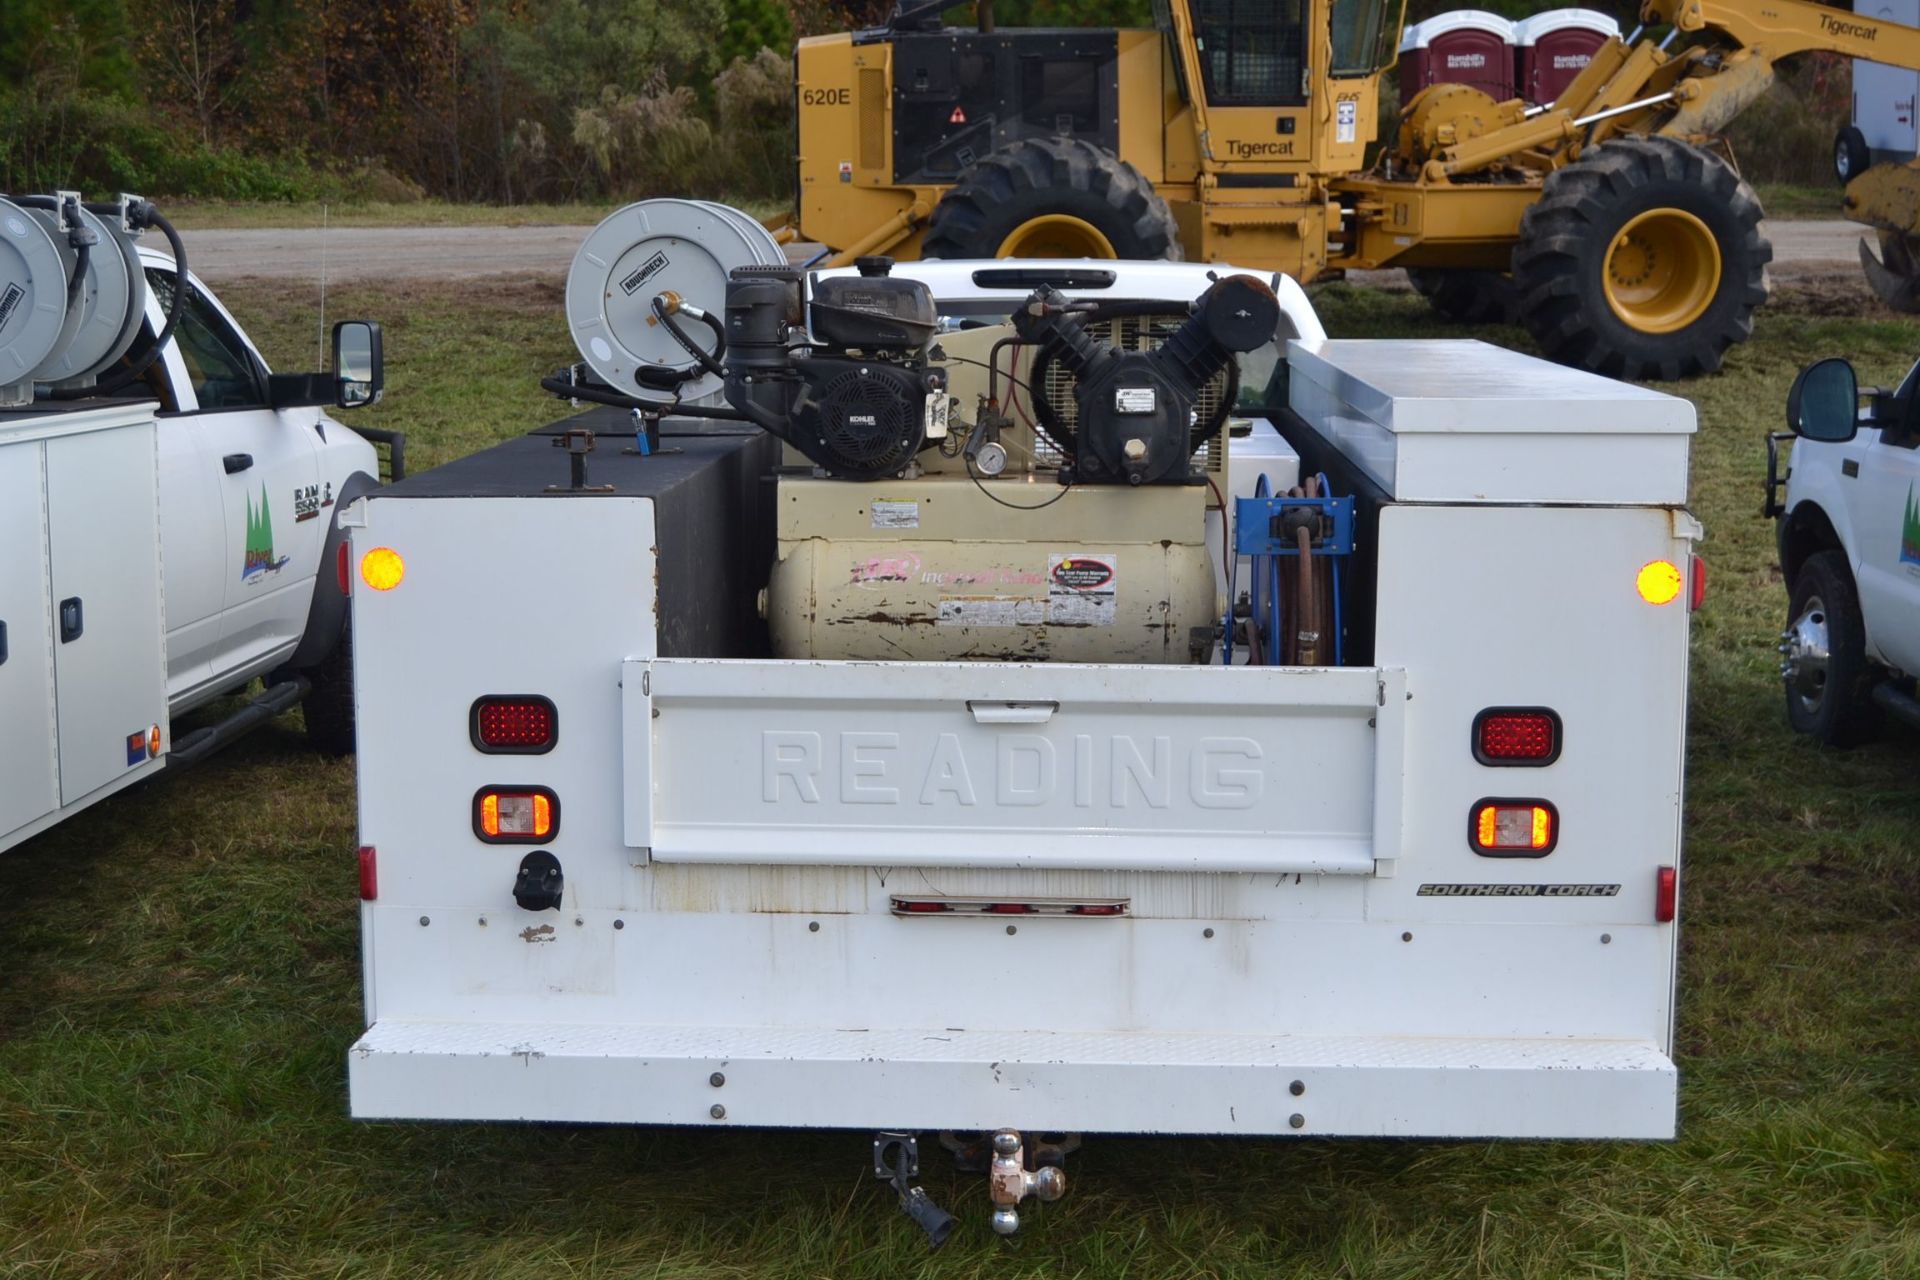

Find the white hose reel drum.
xmin=565 ymin=199 xmax=787 ymax=404
xmin=0 ymin=198 xmax=70 ymax=404
xmin=0 ymin=194 xmax=149 ymax=405
xmin=37 ymin=202 xmax=146 ymax=387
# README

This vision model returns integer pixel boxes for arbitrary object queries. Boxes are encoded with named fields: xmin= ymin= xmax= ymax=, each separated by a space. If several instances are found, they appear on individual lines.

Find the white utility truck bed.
xmin=345 ymin=329 xmax=1698 ymax=1236
xmin=1 ymin=401 xmax=168 ymax=852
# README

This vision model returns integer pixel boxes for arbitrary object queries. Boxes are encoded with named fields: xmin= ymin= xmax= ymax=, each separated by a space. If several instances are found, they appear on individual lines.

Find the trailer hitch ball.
xmin=987 ymin=1129 xmax=1066 ymax=1237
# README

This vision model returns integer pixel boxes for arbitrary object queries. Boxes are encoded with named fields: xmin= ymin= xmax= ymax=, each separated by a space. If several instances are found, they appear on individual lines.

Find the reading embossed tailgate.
xmin=624 ymin=659 xmax=1406 ymax=874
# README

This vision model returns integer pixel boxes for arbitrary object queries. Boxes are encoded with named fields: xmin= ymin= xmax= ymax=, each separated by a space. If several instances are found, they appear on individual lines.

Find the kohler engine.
xmin=723 ymin=259 xmax=944 ymax=480
xmin=1012 ymin=274 xmax=1280 ymax=485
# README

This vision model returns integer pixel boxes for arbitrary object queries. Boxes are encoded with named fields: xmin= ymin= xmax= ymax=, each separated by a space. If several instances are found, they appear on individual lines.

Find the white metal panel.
xmin=1288 ymin=339 xmax=1694 ymax=504
xmin=154 ymin=414 xmax=228 ymax=701
xmin=350 ymin=1019 xmax=1675 ymax=1138
xmin=351 ymin=494 xmax=657 ymax=915
xmin=1371 ymin=504 xmax=1693 ymax=933
xmin=1857 ymin=0 xmax=1920 ymax=157
xmin=0 ymin=438 xmax=57 ymax=842
xmin=44 ymin=419 xmax=168 ymax=805
xmin=633 ymin=659 xmax=1401 ymax=873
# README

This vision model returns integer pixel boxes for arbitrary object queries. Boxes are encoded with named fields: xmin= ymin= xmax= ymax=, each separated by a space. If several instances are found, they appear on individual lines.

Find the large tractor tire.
xmin=1406 ymin=268 xmax=1519 ymax=325
xmin=922 ymin=138 xmax=1181 ymax=261
xmin=1512 ymin=136 xmax=1771 ymax=381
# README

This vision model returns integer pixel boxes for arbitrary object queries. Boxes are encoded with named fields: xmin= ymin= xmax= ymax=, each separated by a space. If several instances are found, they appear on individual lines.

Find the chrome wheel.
xmin=1781 ymin=596 xmax=1832 ymax=713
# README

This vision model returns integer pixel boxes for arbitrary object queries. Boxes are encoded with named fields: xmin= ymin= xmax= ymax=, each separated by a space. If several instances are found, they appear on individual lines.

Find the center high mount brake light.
xmin=890 ymin=897 xmax=1130 ymax=918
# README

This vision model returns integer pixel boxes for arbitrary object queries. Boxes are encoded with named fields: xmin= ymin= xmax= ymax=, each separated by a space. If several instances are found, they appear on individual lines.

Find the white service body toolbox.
xmin=1 ymin=401 xmax=168 ymax=853
xmin=347 ymin=341 xmax=1698 ymax=1142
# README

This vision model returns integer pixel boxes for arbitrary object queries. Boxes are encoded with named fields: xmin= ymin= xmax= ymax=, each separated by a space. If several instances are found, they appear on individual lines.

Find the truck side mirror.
xmin=333 ymin=321 xmax=384 ymax=409
xmin=1786 ymin=357 xmax=1858 ymax=443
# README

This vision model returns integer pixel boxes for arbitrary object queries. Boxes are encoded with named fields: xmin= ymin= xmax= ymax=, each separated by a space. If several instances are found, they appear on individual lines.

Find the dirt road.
xmin=177 ymin=219 xmax=1876 ymax=286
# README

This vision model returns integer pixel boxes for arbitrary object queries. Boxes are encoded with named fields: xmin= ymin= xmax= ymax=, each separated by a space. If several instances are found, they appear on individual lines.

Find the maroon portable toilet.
xmin=1513 ymin=9 xmax=1620 ymax=107
xmin=1398 ymin=11 xmax=1517 ymax=102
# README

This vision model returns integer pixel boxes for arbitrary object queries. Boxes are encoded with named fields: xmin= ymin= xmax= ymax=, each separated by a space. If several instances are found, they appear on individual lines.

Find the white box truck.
xmin=343 ymin=221 xmax=1701 ymax=1242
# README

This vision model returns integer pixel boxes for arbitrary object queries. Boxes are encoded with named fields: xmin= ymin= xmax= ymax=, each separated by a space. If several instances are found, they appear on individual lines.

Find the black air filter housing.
xmin=809 ymin=261 xmax=937 ymax=351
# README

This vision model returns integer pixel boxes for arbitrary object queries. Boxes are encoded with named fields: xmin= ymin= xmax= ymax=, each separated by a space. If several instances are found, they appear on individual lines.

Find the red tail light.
xmin=1473 ymin=709 xmax=1561 ymax=766
xmin=471 ymin=696 xmax=558 ymax=754
xmin=472 ymin=787 xmax=559 ymax=843
xmin=1690 ymin=555 xmax=1706 ymax=612
xmin=1655 ymin=865 xmax=1677 ymax=923
xmin=1469 ymin=800 xmax=1558 ymax=856
xmin=358 ymin=845 xmax=378 ymax=900
xmin=336 ymin=542 xmax=351 ymax=595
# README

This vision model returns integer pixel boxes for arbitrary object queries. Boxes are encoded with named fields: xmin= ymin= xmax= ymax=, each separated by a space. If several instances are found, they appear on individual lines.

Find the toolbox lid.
xmin=1286 ymin=339 xmax=1694 ymax=505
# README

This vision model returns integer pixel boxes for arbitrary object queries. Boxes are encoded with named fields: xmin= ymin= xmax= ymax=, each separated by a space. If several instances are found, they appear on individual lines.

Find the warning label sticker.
xmin=938 ymin=596 xmax=1047 ymax=627
xmin=1048 ymin=554 xmax=1117 ymax=626
xmin=1336 ymin=99 xmax=1358 ymax=144
xmin=871 ymin=500 xmax=920 ymax=530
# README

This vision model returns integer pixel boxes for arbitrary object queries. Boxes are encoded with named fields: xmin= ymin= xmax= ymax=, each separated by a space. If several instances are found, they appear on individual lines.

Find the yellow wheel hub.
xmin=1602 ymin=208 xmax=1722 ymax=334
xmin=996 ymin=215 xmax=1116 ymax=259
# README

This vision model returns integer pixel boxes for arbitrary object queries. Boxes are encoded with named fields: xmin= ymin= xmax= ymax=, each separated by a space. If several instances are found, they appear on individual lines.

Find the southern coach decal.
xmin=1418 ymin=883 xmax=1621 ymax=897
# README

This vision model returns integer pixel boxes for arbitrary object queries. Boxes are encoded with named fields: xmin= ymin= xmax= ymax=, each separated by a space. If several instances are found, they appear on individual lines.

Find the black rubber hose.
xmin=54 ymin=205 xmax=188 ymax=399
xmin=538 ymin=372 xmax=751 ymax=421
xmin=651 ymin=298 xmax=727 ymax=379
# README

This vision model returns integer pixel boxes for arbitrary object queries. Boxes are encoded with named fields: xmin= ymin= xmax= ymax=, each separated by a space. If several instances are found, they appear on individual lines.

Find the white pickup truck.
xmin=343 ymin=249 xmax=1701 ymax=1243
xmin=1769 ymin=356 xmax=1920 ymax=744
xmin=1 ymin=197 xmax=396 ymax=854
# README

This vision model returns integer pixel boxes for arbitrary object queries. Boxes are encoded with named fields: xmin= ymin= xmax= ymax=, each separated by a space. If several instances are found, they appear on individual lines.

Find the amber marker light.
xmin=473 ymin=787 xmax=559 ymax=843
xmin=1470 ymin=800 xmax=1558 ymax=856
xmin=1636 ymin=559 xmax=1683 ymax=605
xmin=360 ymin=546 xmax=406 ymax=591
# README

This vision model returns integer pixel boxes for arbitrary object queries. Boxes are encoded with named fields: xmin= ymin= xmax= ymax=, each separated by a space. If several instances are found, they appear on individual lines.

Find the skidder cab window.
xmin=1330 ymin=0 xmax=1404 ymax=76
xmin=1191 ymin=0 xmax=1308 ymax=106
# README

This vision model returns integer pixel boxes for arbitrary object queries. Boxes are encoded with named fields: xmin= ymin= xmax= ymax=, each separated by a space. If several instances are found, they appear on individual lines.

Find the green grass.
xmin=1754 ymin=183 xmax=1851 ymax=222
xmin=3 ymin=280 xmax=1917 ymax=1278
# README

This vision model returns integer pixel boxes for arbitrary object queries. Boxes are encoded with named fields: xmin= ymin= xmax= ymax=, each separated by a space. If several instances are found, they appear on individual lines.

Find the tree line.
xmin=1 ymin=0 xmax=1837 ymax=203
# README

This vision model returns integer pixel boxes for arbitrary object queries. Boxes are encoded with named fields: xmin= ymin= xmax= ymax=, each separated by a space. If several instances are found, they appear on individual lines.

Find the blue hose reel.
xmin=1225 ymin=472 xmax=1354 ymax=666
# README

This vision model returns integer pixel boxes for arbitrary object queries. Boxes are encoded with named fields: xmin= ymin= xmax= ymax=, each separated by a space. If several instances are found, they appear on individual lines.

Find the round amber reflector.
xmin=1636 ymin=559 xmax=1683 ymax=605
xmin=360 ymin=546 xmax=405 ymax=591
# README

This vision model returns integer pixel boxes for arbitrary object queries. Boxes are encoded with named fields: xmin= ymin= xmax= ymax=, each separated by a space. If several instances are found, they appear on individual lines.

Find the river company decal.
xmin=1903 ymin=483 xmax=1920 ymax=568
xmin=242 ymin=486 xmax=290 ymax=582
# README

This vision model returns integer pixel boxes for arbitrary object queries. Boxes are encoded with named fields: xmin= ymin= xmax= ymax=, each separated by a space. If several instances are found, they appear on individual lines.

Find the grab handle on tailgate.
xmin=967 ymin=700 xmax=1059 ymax=725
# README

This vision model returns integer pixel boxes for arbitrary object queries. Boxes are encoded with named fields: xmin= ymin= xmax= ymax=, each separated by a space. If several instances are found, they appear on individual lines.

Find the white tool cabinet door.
xmin=45 ymin=425 xmax=167 ymax=806
xmin=0 ymin=442 xmax=58 ymax=839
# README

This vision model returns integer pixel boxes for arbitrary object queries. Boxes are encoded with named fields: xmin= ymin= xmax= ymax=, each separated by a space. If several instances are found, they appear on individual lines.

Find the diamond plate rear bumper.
xmin=349 ymin=1021 xmax=1677 ymax=1138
